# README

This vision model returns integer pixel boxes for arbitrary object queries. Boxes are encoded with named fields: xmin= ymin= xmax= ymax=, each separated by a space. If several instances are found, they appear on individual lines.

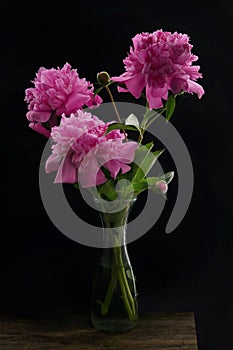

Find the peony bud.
xmin=154 ymin=180 xmax=168 ymax=195
xmin=97 ymin=71 xmax=111 ymax=86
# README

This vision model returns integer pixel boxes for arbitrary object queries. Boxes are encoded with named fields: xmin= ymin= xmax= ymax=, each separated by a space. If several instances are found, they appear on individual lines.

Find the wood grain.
xmin=0 ymin=312 xmax=198 ymax=350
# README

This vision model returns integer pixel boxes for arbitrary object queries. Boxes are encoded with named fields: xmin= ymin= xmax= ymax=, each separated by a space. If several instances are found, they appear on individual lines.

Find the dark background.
xmin=1 ymin=1 xmax=233 ymax=349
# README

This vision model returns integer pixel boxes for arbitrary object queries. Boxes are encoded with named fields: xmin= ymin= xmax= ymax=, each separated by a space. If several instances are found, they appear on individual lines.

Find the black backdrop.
xmin=1 ymin=1 xmax=233 ymax=349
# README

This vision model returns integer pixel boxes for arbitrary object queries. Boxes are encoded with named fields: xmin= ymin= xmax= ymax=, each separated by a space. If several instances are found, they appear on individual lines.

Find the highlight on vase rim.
xmin=24 ymin=29 xmax=204 ymax=247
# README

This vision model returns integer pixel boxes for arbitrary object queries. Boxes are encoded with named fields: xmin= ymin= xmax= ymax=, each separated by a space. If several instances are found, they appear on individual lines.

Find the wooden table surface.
xmin=0 ymin=312 xmax=198 ymax=350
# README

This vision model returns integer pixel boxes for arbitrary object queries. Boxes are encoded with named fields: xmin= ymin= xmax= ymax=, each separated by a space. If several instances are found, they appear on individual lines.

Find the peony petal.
xmin=146 ymin=85 xmax=163 ymax=109
xmin=86 ymin=93 xmax=103 ymax=108
xmin=124 ymin=75 xmax=145 ymax=99
xmin=45 ymin=153 xmax=61 ymax=173
xmin=170 ymin=78 xmax=187 ymax=94
xmin=186 ymin=79 xmax=205 ymax=98
xmin=78 ymin=153 xmax=106 ymax=188
xmin=120 ymin=163 xmax=131 ymax=174
xmin=111 ymin=72 xmax=132 ymax=82
xmin=98 ymin=140 xmax=137 ymax=179
xmin=104 ymin=159 xmax=122 ymax=178
xmin=116 ymin=142 xmax=138 ymax=163
xmin=26 ymin=110 xmax=51 ymax=122
xmin=112 ymin=73 xmax=146 ymax=98
xmin=54 ymin=156 xmax=77 ymax=183
xmin=96 ymin=170 xmax=107 ymax=186
xmin=117 ymin=86 xmax=129 ymax=93
xmin=104 ymin=160 xmax=131 ymax=178
xmin=29 ymin=122 xmax=51 ymax=137
xmin=64 ymin=92 xmax=90 ymax=114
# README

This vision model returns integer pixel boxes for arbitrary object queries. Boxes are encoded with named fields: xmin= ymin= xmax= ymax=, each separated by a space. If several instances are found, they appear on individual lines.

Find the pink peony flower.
xmin=111 ymin=30 xmax=204 ymax=109
xmin=78 ymin=139 xmax=137 ymax=188
xmin=24 ymin=62 xmax=102 ymax=136
xmin=45 ymin=110 xmax=138 ymax=187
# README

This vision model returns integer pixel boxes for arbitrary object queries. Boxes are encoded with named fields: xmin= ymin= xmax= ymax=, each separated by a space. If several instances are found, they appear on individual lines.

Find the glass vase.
xmin=91 ymin=198 xmax=138 ymax=333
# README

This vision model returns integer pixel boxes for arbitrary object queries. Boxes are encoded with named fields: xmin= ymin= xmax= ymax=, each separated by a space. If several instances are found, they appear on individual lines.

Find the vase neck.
xmin=101 ymin=225 xmax=127 ymax=247
xmin=94 ymin=198 xmax=136 ymax=248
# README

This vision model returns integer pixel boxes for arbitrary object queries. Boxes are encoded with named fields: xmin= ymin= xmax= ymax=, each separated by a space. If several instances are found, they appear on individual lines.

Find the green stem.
xmin=105 ymin=85 xmax=128 ymax=141
xmin=105 ymin=85 xmax=122 ymax=124
xmin=145 ymin=110 xmax=165 ymax=129
xmin=96 ymin=203 xmax=137 ymax=321
xmin=115 ymin=245 xmax=136 ymax=316
xmin=98 ymin=263 xmax=118 ymax=315
xmin=138 ymin=130 xmax=144 ymax=145
xmin=113 ymin=246 xmax=135 ymax=322
xmin=141 ymin=107 xmax=166 ymax=130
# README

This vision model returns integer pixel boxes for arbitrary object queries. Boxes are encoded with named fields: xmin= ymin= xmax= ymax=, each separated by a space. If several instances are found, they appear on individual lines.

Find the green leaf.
xmin=116 ymin=142 xmax=153 ymax=183
xmin=133 ymin=147 xmax=165 ymax=183
xmin=116 ymin=142 xmax=164 ymax=185
xmin=144 ymin=109 xmax=160 ymax=121
xmin=131 ymin=176 xmax=161 ymax=196
xmin=144 ymin=141 xmax=154 ymax=151
xmin=160 ymin=171 xmax=175 ymax=184
xmin=105 ymin=123 xmax=141 ymax=135
xmin=143 ymin=176 xmax=160 ymax=187
xmin=97 ymin=179 xmax=118 ymax=201
xmin=131 ymin=174 xmax=171 ymax=197
xmin=141 ymin=106 xmax=166 ymax=129
xmin=166 ymin=95 xmax=176 ymax=122
xmin=125 ymin=113 xmax=140 ymax=128
xmin=132 ymin=181 xmax=148 ymax=196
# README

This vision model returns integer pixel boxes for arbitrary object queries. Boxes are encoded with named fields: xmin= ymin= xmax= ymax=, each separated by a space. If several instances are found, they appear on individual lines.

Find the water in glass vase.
xmin=91 ymin=198 xmax=138 ymax=333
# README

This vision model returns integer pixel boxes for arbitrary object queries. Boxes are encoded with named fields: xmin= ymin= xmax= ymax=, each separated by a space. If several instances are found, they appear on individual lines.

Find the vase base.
xmin=91 ymin=319 xmax=137 ymax=333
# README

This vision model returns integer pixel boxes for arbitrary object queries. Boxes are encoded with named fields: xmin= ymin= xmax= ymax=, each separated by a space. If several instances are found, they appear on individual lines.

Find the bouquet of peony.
xmin=24 ymin=29 xmax=204 ymax=332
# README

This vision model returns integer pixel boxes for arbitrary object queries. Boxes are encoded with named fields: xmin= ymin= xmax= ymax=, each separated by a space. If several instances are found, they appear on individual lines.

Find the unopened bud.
xmin=154 ymin=180 xmax=168 ymax=194
xmin=97 ymin=71 xmax=111 ymax=86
